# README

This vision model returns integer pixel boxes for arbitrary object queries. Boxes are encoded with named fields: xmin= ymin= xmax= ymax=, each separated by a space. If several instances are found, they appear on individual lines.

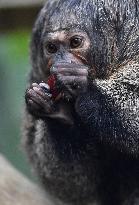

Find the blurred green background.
xmin=0 ymin=1 xmax=44 ymax=179
xmin=0 ymin=30 xmax=31 ymax=177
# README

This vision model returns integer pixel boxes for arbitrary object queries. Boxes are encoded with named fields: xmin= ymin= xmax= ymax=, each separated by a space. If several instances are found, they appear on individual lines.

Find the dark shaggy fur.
xmin=23 ymin=0 xmax=139 ymax=204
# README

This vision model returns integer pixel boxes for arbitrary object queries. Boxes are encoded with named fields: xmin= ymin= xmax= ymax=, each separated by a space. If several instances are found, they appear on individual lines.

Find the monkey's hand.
xmin=25 ymin=83 xmax=74 ymax=124
xmin=25 ymin=83 xmax=56 ymax=119
xmin=51 ymin=63 xmax=89 ymax=100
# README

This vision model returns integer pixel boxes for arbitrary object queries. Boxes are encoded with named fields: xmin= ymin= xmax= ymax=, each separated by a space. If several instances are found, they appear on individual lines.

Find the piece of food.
xmin=47 ymin=75 xmax=60 ymax=99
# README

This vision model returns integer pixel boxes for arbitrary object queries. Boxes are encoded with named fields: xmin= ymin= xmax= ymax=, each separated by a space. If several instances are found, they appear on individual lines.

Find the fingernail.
xmin=39 ymin=83 xmax=50 ymax=90
xmin=32 ymin=83 xmax=39 ymax=88
xmin=33 ymin=87 xmax=40 ymax=92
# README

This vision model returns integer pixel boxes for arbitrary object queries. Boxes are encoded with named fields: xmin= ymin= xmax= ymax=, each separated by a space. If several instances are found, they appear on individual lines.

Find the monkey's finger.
xmin=26 ymin=89 xmax=44 ymax=102
xmin=32 ymin=87 xmax=52 ymax=98
xmin=26 ymin=89 xmax=49 ymax=104
xmin=52 ymin=63 xmax=89 ymax=69
xmin=26 ymin=90 xmax=53 ymax=112
xmin=27 ymin=99 xmax=52 ymax=115
xmin=39 ymin=83 xmax=50 ymax=92
xmin=32 ymin=83 xmax=39 ymax=88
xmin=57 ymin=75 xmax=87 ymax=86
xmin=51 ymin=67 xmax=88 ymax=76
xmin=27 ymin=99 xmax=42 ymax=111
xmin=32 ymin=83 xmax=51 ymax=94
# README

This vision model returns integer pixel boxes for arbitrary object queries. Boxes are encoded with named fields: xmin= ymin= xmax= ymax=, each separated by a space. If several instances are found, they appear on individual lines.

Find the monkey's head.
xmin=29 ymin=0 xmax=139 ymax=155
xmin=31 ymin=0 xmax=139 ymax=82
xmin=30 ymin=1 xmax=89 ymax=83
xmin=31 ymin=0 xmax=126 ymax=83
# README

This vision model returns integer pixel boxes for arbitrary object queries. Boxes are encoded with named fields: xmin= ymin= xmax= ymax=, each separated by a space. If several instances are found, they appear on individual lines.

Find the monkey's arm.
xmin=76 ymin=62 xmax=139 ymax=155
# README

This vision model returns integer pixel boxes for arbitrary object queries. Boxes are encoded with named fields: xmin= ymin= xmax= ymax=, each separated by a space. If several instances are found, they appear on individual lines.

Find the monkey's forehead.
xmin=43 ymin=7 xmax=87 ymax=32
xmin=39 ymin=0 xmax=138 ymax=34
xmin=42 ymin=0 xmax=94 ymax=31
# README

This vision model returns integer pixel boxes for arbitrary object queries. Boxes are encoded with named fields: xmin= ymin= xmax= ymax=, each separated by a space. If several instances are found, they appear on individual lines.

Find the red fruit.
xmin=47 ymin=75 xmax=59 ymax=99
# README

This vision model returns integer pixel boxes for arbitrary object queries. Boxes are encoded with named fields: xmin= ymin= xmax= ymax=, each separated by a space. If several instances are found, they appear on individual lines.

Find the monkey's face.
xmin=40 ymin=29 xmax=91 ymax=99
xmin=31 ymin=0 xmax=119 ymax=82
xmin=43 ymin=29 xmax=90 ymax=69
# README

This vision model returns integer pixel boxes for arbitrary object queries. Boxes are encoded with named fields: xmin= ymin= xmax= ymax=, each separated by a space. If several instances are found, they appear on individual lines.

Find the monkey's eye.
xmin=46 ymin=42 xmax=58 ymax=54
xmin=70 ymin=36 xmax=83 ymax=49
